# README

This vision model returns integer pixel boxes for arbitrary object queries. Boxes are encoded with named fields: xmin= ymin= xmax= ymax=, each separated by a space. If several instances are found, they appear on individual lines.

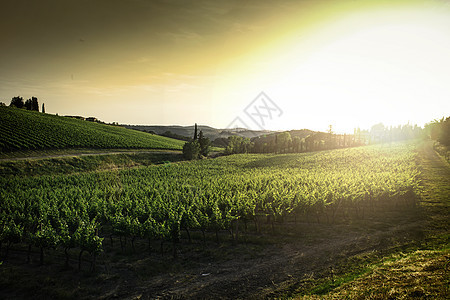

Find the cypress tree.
xmin=31 ymin=97 xmax=39 ymax=111
xmin=42 ymin=103 xmax=45 ymax=113
xmin=193 ymin=123 xmax=198 ymax=140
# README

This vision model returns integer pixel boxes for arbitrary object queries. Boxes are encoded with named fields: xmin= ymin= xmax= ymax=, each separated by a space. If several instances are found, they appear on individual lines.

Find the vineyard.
xmin=0 ymin=141 xmax=420 ymax=270
xmin=0 ymin=106 xmax=184 ymax=151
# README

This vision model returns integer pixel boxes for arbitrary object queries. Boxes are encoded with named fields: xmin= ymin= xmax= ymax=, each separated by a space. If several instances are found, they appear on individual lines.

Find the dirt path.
xmin=415 ymin=141 xmax=450 ymax=233
xmin=0 ymin=149 xmax=181 ymax=162
xmin=134 ymin=223 xmax=423 ymax=299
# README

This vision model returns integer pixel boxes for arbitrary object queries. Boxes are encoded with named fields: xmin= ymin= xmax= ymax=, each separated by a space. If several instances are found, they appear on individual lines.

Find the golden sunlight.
xmin=212 ymin=1 xmax=450 ymax=133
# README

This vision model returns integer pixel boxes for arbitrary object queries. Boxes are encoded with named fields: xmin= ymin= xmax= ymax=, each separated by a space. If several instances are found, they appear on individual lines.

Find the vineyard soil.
xmin=0 ymin=141 xmax=448 ymax=299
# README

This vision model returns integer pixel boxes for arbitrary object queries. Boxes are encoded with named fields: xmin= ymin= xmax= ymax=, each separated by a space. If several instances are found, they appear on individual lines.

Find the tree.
xmin=42 ymin=103 xmax=45 ymax=113
xmin=183 ymin=140 xmax=200 ymax=160
xmin=193 ymin=123 xmax=198 ymax=140
xmin=438 ymin=117 xmax=450 ymax=146
xmin=277 ymin=132 xmax=292 ymax=153
xmin=24 ymin=99 xmax=32 ymax=110
xmin=212 ymin=137 xmax=228 ymax=148
xmin=31 ymin=97 xmax=39 ymax=111
xmin=225 ymin=136 xmax=252 ymax=154
xmin=292 ymin=136 xmax=301 ymax=152
xmin=10 ymin=96 xmax=24 ymax=108
xmin=198 ymin=130 xmax=211 ymax=157
xmin=275 ymin=134 xmax=278 ymax=153
xmin=425 ymin=118 xmax=444 ymax=141
xmin=23 ymin=97 xmax=39 ymax=111
xmin=327 ymin=125 xmax=334 ymax=149
xmin=241 ymin=137 xmax=252 ymax=153
xmin=305 ymin=135 xmax=314 ymax=152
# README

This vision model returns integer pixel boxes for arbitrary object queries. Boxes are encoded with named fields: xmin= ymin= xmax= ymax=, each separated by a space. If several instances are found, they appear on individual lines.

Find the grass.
xmin=433 ymin=142 xmax=450 ymax=164
xmin=0 ymin=106 xmax=184 ymax=151
xmin=322 ymin=246 xmax=449 ymax=299
xmin=0 ymin=147 xmax=180 ymax=160
xmin=285 ymin=233 xmax=449 ymax=299
xmin=308 ymin=267 xmax=371 ymax=295
xmin=0 ymin=151 xmax=183 ymax=176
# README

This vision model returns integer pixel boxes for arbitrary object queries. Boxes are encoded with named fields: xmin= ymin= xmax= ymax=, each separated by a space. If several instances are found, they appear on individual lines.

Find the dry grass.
xmin=313 ymin=249 xmax=449 ymax=299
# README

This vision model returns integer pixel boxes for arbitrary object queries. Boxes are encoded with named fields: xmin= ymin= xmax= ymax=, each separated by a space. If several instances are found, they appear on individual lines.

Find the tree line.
xmin=182 ymin=120 xmax=437 ymax=158
xmin=219 ymin=121 xmax=442 ymax=155
xmin=424 ymin=117 xmax=450 ymax=147
xmin=3 ymin=96 xmax=45 ymax=113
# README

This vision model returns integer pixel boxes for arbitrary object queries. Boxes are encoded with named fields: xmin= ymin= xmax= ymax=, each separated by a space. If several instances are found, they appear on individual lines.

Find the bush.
xmin=183 ymin=140 xmax=201 ymax=160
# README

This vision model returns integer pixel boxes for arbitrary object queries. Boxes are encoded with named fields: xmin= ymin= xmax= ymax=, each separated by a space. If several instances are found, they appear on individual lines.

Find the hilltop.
xmin=0 ymin=106 xmax=184 ymax=152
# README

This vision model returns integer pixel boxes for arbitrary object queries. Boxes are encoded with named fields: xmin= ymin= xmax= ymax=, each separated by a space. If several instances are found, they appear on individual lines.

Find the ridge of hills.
xmin=125 ymin=124 xmax=319 ymax=142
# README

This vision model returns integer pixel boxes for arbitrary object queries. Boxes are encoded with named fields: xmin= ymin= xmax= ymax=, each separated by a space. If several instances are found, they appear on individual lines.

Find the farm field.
xmin=1 ymin=140 xmax=447 ymax=299
xmin=0 ymin=107 xmax=184 ymax=151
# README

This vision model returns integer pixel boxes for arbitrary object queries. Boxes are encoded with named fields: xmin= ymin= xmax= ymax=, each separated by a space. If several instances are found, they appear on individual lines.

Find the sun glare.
xmin=212 ymin=3 xmax=450 ymax=133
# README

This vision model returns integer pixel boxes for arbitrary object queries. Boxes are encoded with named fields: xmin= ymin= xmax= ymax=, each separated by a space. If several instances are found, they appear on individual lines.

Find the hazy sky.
xmin=1 ymin=0 xmax=449 ymax=133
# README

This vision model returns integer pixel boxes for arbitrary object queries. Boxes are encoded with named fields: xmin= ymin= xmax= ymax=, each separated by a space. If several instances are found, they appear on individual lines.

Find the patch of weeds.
xmin=327 ymin=248 xmax=449 ymax=299
xmin=308 ymin=266 xmax=372 ymax=295
xmin=291 ymin=239 xmax=449 ymax=299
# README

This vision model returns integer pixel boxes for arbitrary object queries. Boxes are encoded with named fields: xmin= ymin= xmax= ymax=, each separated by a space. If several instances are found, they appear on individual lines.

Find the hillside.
xmin=125 ymin=124 xmax=275 ymax=141
xmin=0 ymin=106 xmax=184 ymax=151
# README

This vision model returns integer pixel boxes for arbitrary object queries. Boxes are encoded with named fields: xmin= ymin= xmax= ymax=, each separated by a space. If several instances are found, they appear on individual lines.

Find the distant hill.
xmin=251 ymin=129 xmax=316 ymax=143
xmin=0 ymin=107 xmax=184 ymax=151
xmin=125 ymin=124 xmax=275 ymax=141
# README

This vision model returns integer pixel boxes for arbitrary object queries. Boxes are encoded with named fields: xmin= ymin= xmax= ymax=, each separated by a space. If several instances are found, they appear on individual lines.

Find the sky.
xmin=1 ymin=0 xmax=449 ymax=133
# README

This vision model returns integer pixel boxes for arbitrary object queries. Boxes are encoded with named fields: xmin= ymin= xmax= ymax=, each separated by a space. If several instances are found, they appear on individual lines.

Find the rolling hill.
xmin=125 ymin=124 xmax=275 ymax=141
xmin=0 ymin=106 xmax=184 ymax=151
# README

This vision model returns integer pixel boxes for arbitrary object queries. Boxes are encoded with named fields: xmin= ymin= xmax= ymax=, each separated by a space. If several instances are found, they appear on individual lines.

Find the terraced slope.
xmin=0 ymin=107 xmax=184 ymax=151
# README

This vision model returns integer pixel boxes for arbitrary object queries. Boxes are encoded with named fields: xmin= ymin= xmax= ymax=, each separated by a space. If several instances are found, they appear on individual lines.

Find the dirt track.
xmin=120 ymin=221 xmax=422 ymax=299
xmin=0 ymin=150 xmax=181 ymax=162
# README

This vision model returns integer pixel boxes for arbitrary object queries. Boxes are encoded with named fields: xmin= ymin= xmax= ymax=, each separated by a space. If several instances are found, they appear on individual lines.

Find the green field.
xmin=0 ymin=106 xmax=184 ymax=151
xmin=0 ymin=142 xmax=419 ymax=259
xmin=1 ymin=140 xmax=448 ymax=299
